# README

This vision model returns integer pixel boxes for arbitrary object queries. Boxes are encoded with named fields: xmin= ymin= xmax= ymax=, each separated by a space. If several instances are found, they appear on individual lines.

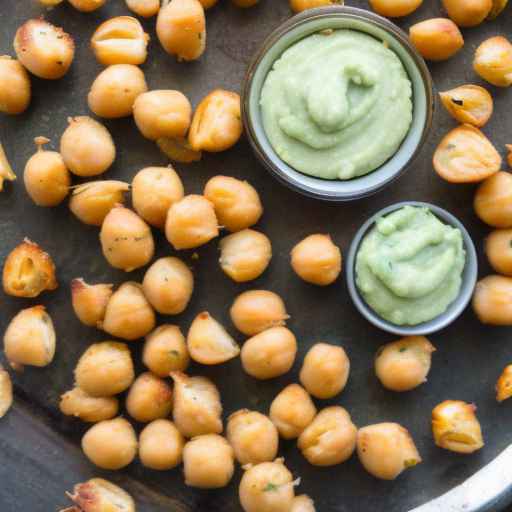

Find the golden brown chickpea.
xmin=232 ymin=0 xmax=259 ymax=6
xmin=24 ymin=137 xmax=70 ymax=207
xmin=369 ymin=0 xmax=423 ymax=17
xmin=432 ymin=400 xmax=484 ymax=454
xmin=183 ymin=435 xmax=234 ymax=489
xmin=126 ymin=0 xmax=160 ymax=17
xmin=66 ymin=478 xmax=135 ymax=512
xmin=143 ymin=325 xmax=190 ymax=377
xmin=165 ymin=194 xmax=219 ymax=250
xmin=291 ymin=234 xmax=341 ymax=286
xmin=0 ymin=56 xmax=30 ymax=115
xmin=38 ymin=0 xmax=64 ymax=5
xmin=156 ymin=0 xmax=206 ymax=61
xmin=157 ymin=136 xmax=202 ymax=163
xmin=88 ymin=64 xmax=148 ymax=119
xmin=290 ymin=0 xmax=343 ymax=12
xmin=74 ymin=341 xmax=134 ymax=397
xmin=0 ymin=366 xmax=13 ymax=418
xmin=230 ymin=290 xmax=289 ymax=336
xmin=139 ymin=419 xmax=185 ymax=470
xmin=82 ymin=417 xmax=138 ymax=470
xmin=409 ymin=18 xmax=464 ymax=61
xmin=59 ymin=387 xmax=119 ymax=423
xmin=14 ymin=19 xmax=74 ymax=79
xmin=132 ymin=166 xmax=184 ymax=229
xmin=472 ymin=275 xmax=512 ymax=325
xmin=299 ymin=343 xmax=350 ymax=399
xmin=241 ymin=327 xmax=297 ymax=380
xmin=269 ymin=384 xmax=316 ymax=440
xmin=60 ymin=116 xmax=116 ymax=177
xmin=474 ymin=36 xmax=512 ymax=87
xmin=298 ymin=406 xmax=357 ymax=466
xmin=474 ymin=172 xmax=512 ymax=227
xmin=100 ymin=205 xmax=154 ymax=272
xmin=142 ymin=257 xmax=193 ymax=315
xmin=439 ymin=85 xmax=493 ymax=128
xmin=126 ymin=372 xmax=173 ymax=422
xmin=291 ymin=495 xmax=316 ymax=512
xmin=69 ymin=0 xmax=106 ymax=11
xmin=199 ymin=0 xmax=218 ymax=7
xmin=219 ymin=229 xmax=272 ymax=282
xmin=357 ymin=423 xmax=421 ymax=480
xmin=442 ymin=0 xmax=492 ymax=27
xmin=485 ymin=229 xmax=512 ymax=275
xmin=496 ymin=365 xmax=512 ymax=402
xmin=0 ymin=143 xmax=16 ymax=191
xmin=3 ymin=306 xmax=56 ymax=369
xmin=204 ymin=176 xmax=263 ymax=232
xmin=101 ymin=282 xmax=156 ymax=340
xmin=171 ymin=371 xmax=223 ymax=437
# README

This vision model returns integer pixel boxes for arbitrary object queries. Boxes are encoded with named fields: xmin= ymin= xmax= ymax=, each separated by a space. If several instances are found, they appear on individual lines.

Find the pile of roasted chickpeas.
xmin=1 ymin=0 xmax=512 ymax=511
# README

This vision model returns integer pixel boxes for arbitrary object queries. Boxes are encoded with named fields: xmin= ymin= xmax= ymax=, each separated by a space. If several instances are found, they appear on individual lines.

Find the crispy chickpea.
xmin=139 ymin=419 xmax=185 ymax=470
xmin=269 ymin=384 xmax=316 ymax=440
xmin=0 ymin=142 xmax=16 ymax=191
xmin=68 ymin=0 xmax=106 ymax=11
xmin=230 ymin=290 xmax=289 ymax=336
xmin=66 ymin=478 xmax=135 ymax=512
xmin=409 ymin=18 xmax=464 ymax=61
xmin=219 ymin=229 xmax=272 ymax=282
xmin=485 ymin=229 xmax=512 ymax=275
xmin=165 ymin=194 xmax=219 ymax=250
xmin=432 ymin=400 xmax=484 ymax=454
xmin=3 ymin=306 xmax=55 ymax=369
xmin=241 ymin=327 xmax=297 ymax=380
xmin=82 ymin=417 xmax=137 ymax=470
xmin=24 ymin=137 xmax=70 ymax=207
xmin=126 ymin=372 xmax=173 ymax=422
xmin=101 ymin=282 xmax=156 ymax=340
xmin=290 ymin=0 xmax=343 ymax=12
xmin=473 ymin=275 xmax=512 ymax=325
xmin=232 ymin=0 xmax=259 ymax=6
xmin=474 ymin=36 xmax=512 ymax=87
xmin=239 ymin=460 xmax=296 ymax=512
xmin=126 ymin=0 xmax=160 ymax=17
xmin=14 ymin=19 xmax=74 ymax=79
xmin=299 ymin=343 xmax=350 ymax=399
xmin=375 ymin=336 xmax=436 ymax=392
xmin=496 ymin=365 xmax=512 ymax=402
xmin=100 ymin=205 xmax=154 ymax=272
xmin=157 ymin=136 xmax=202 ymax=163
xmin=442 ymin=0 xmax=492 ymax=27
xmin=357 ymin=423 xmax=421 ymax=480
xmin=59 ymin=387 xmax=119 ymax=423
xmin=74 ymin=341 xmax=134 ymax=397
xmin=60 ymin=116 xmax=116 ymax=177
xmin=156 ymin=0 xmax=206 ymax=61
xmin=0 ymin=366 xmax=13 ymax=418
xmin=474 ymin=172 xmax=512 ymax=227
xmin=0 ymin=56 xmax=30 ymax=115
xmin=183 ymin=435 xmax=234 ymax=488
xmin=171 ymin=371 xmax=223 ymax=437
xmin=291 ymin=495 xmax=316 ymax=512
xmin=369 ymin=0 xmax=423 ymax=17
xmin=439 ymin=85 xmax=493 ymax=128
xmin=298 ymin=406 xmax=357 ymax=466
xmin=143 ymin=325 xmax=190 ymax=377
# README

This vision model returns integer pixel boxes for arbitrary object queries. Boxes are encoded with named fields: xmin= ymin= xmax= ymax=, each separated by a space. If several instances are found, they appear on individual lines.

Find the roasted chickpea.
xmin=156 ymin=0 xmax=206 ymax=61
xmin=439 ymin=85 xmax=493 ymax=128
xmin=291 ymin=495 xmax=316 ymax=512
xmin=409 ymin=18 xmax=464 ymax=61
xmin=139 ymin=419 xmax=185 ymax=470
xmin=496 ymin=365 xmax=512 ymax=402
xmin=290 ymin=0 xmax=343 ymax=12
xmin=126 ymin=0 xmax=160 ymax=17
xmin=59 ymin=387 xmax=119 ymax=423
xmin=0 ymin=366 xmax=13 ymax=418
xmin=38 ymin=0 xmax=65 ymax=5
xmin=165 ymin=194 xmax=219 ymax=250
xmin=24 ymin=137 xmax=70 ymax=207
xmin=82 ymin=417 xmax=138 ymax=470
xmin=88 ymin=64 xmax=148 ymax=119
xmin=369 ymin=0 xmax=423 ymax=16
xmin=204 ymin=176 xmax=263 ymax=232
xmin=157 ymin=136 xmax=202 ymax=163
xmin=0 ymin=143 xmax=16 ymax=190
xmin=66 ymin=478 xmax=135 ymax=512
xmin=14 ymin=19 xmax=74 ymax=79
xmin=171 ymin=371 xmax=223 ymax=437
xmin=100 ymin=205 xmax=154 ymax=272
xmin=474 ymin=172 xmax=512 ymax=227
xmin=227 ymin=409 xmax=279 ymax=465
xmin=474 ymin=36 xmax=512 ymax=87
xmin=0 ymin=56 xmax=30 ymax=114
xmin=357 ymin=423 xmax=421 ymax=480
xmin=230 ymin=290 xmax=289 ymax=336
xmin=143 ymin=325 xmax=190 ymax=377
xmin=60 ymin=116 xmax=116 ymax=177
xmin=485 ymin=229 xmax=512 ymax=275
xmin=473 ymin=275 xmax=512 ymax=325
xmin=126 ymin=372 xmax=173 ymax=422
xmin=74 ymin=341 xmax=134 ymax=397
xmin=442 ymin=0 xmax=492 ymax=27
xmin=241 ymin=327 xmax=297 ymax=380
xmin=101 ymin=282 xmax=156 ymax=340
xmin=183 ymin=435 xmax=234 ymax=489
xmin=134 ymin=90 xmax=192 ymax=141
xmin=68 ymin=0 xmax=106 ymax=11
xmin=91 ymin=16 xmax=149 ymax=66
xmin=232 ymin=0 xmax=259 ymax=6
xmin=488 ymin=0 xmax=508 ymax=18
xmin=432 ymin=400 xmax=484 ymax=454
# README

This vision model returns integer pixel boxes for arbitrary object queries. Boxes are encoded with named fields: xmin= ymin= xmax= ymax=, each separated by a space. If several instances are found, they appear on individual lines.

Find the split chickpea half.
xmin=71 ymin=279 xmax=113 ymax=327
xmin=65 ymin=478 xmax=135 ymax=512
xmin=472 ymin=275 xmax=512 ymax=325
xmin=496 ymin=365 xmax=512 ymax=403
xmin=59 ymin=387 xmax=119 ymax=423
xmin=0 ymin=143 xmax=16 ymax=190
xmin=139 ymin=419 xmax=185 ymax=470
xmin=439 ymin=85 xmax=493 ymax=128
xmin=474 ymin=36 xmax=512 ymax=87
xmin=126 ymin=0 xmax=161 ymax=17
xmin=0 ymin=56 xmax=31 ymax=115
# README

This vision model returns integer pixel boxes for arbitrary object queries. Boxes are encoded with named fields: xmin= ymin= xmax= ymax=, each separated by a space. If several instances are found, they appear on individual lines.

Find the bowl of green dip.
xmin=346 ymin=202 xmax=478 ymax=336
xmin=242 ymin=6 xmax=433 ymax=201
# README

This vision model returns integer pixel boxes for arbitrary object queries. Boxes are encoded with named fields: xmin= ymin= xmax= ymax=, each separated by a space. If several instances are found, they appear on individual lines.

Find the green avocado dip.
xmin=356 ymin=206 xmax=466 ymax=326
xmin=260 ymin=29 xmax=413 ymax=180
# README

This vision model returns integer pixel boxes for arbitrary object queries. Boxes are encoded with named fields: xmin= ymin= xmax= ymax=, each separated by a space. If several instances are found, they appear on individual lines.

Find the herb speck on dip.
xmin=356 ymin=206 xmax=466 ymax=326
xmin=260 ymin=29 xmax=413 ymax=180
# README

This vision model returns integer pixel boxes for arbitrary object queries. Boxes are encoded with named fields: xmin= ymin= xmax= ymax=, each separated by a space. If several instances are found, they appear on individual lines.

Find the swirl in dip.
xmin=356 ymin=206 xmax=466 ymax=326
xmin=260 ymin=29 xmax=413 ymax=180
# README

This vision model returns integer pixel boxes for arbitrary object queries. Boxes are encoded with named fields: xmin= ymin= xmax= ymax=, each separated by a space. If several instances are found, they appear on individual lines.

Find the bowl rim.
xmin=345 ymin=201 xmax=478 ymax=336
xmin=241 ymin=5 xmax=434 ymax=202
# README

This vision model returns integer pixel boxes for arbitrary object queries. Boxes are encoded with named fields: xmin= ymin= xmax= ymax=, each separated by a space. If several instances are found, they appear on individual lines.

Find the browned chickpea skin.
xmin=474 ymin=36 xmax=512 ymax=87
xmin=126 ymin=0 xmax=161 ymax=17
xmin=68 ymin=0 xmax=107 ymax=11
xmin=65 ymin=478 xmax=135 ymax=512
xmin=139 ymin=419 xmax=185 ymax=470
xmin=0 ymin=142 xmax=16 ymax=190
xmin=473 ymin=275 xmax=512 ymax=325
xmin=475 ymin=172 xmax=512 ymax=227
xmin=442 ymin=0 xmax=492 ymax=27
xmin=126 ymin=372 xmax=173 ymax=422
xmin=157 ymin=136 xmax=202 ymax=163
xmin=439 ymin=85 xmax=493 ymax=128
xmin=290 ymin=0 xmax=343 ymax=12
xmin=496 ymin=365 xmax=512 ymax=402
xmin=71 ymin=278 xmax=113 ymax=328
xmin=369 ymin=0 xmax=423 ymax=16
xmin=59 ymin=387 xmax=119 ymax=423
xmin=485 ymin=229 xmax=512 ymax=275
xmin=0 ymin=365 xmax=13 ymax=418
xmin=0 ymin=56 xmax=30 ymax=115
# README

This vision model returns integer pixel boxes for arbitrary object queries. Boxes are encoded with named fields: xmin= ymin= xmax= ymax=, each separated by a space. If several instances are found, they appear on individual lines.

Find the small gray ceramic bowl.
xmin=242 ymin=6 xmax=434 ymax=202
xmin=346 ymin=201 xmax=478 ymax=336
